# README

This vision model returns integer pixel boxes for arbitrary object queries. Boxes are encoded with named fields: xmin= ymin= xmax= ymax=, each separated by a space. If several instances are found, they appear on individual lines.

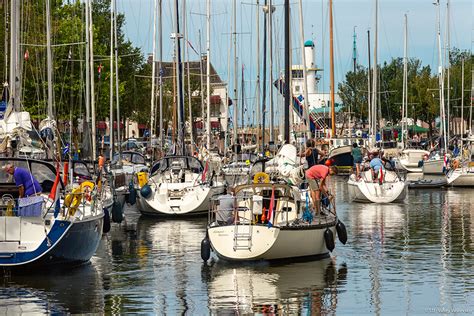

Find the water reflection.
xmin=206 ymin=259 xmax=347 ymax=314
xmin=0 ymin=263 xmax=103 ymax=314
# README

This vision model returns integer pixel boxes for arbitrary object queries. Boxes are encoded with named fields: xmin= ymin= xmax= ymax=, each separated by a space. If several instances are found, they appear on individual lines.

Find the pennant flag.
xmin=267 ymin=186 xmax=275 ymax=228
xmin=201 ymin=160 xmax=209 ymax=182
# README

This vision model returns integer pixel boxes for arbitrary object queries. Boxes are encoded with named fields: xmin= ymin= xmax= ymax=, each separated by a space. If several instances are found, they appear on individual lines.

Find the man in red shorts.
xmin=305 ymin=164 xmax=337 ymax=214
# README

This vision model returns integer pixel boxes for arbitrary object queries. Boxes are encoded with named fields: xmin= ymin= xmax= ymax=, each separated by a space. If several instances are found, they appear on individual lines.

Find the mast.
xmin=199 ymin=30 xmax=205 ymax=147
xmin=46 ymin=0 xmax=54 ymax=118
xmin=109 ymin=0 xmax=114 ymax=160
xmin=261 ymin=0 xmax=268 ymax=152
xmin=371 ymin=0 xmax=378 ymax=146
xmin=232 ymin=0 xmax=238 ymax=146
xmin=9 ymin=0 xmax=20 ymax=111
xmin=174 ymin=0 xmax=185 ymax=154
xmin=445 ymin=0 xmax=450 ymax=135
xmin=402 ymin=14 xmax=408 ymax=149
xmin=206 ymin=0 xmax=211 ymax=149
xmin=435 ymin=0 xmax=447 ymax=151
xmin=113 ymin=0 xmax=121 ymax=157
xmin=297 ymin=0 xmax=312 ymax=139
xmin=367 ymin=30 xmax=371 ymax=142
xmin=350 ymin=26 xmax=357 ymax=134
xmin=85 ymin=0 xmax=91 ymax=128
xmin=159 ymin=0 xmax=163 ymax=152
xmin=184 ymin=0 xmax=194 ymax=148
xmin=460 ymin=58 xmax=464 ymax=139
xmin=151 ymin=0 xmax=157 ymax=140
xmin=255 ymin=0 xmax=260 ymax=151
xmin=283 ymin=0 xmax=290 ymax=143
xmin=329 ymin=0 xmax=336 ymax=137
xmin=268 ymin=0 xmax=274 ymax=143
xmin=89 ymin=0 xmax=97 ymax=159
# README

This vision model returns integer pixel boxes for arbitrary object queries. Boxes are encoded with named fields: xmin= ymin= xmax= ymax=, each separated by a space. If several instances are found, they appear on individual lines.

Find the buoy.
xmin=103 ymin=207 xmax=111 ymax=233
xmin=140 ymin=184 xmax=152 ymax=199
xmin=128 ymin=182 xmax=137 ymax=205
xmin=111 ymin=200 xmax=123 ymax=223
xmin=336 ymin=220 xmax=347 ymax=245
xmin=201 ymin=235 xmax=211 ymax=261
xmin=324 ymin=228 xmax=335 ymax=252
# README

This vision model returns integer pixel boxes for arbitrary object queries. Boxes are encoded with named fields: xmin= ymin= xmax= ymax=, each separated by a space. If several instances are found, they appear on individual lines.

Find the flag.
xmin=267 ymin=186 xmax=275 ymax=228
xmin=443 ymin=154 xmax=448 ymax=173
xmin=24 ymin=49 xmax=29 ymax=61
xmin=98 ymin=64 xmax=103 ymax=79
xmin=201 ymin=160 xmax=209 ymax=182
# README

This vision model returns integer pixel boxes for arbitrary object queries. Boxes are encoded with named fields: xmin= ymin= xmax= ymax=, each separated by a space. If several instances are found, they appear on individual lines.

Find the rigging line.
xmin=20 ymin=42 xmax=87 ymax=47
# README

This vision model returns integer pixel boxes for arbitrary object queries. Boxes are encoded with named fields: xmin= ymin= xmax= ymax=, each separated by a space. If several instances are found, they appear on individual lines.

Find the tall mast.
xmin=89 ymin=1 xmax=97 ymax=159
xmin=113 ymin=0 xmax=121 ymax=156
xmin=46 ymin=0 xmax=54 ymax=119
xmin=445 ymin=0 xmax=450 ymax=135
xmin=9 ymin=0 xmax=20 ymax=111
xmin=199 ymin=29 xmax=205 ymax=146
xmin=297 ymin=0 xmax=311 ymax=139
xmin=184 ymin=0 xmax=194 ymax=148
xmin=283 ymin=0 xmax=290 ymax=143
xmin=206 ymin=0 xmax=211 ymax=149
xmin=109 ymin=0 xmax=114 ymax=160
xmin=151 ymin=0 xmax=157 ymax=139
xmin=460 ymin=58 xmax=464 ymax=139
xmin=371 ymin=0 xmax=378 ymax=146
xmin=158 ymin=0 xmax=163 ymax=151
xmin=85 ymin=0 xmax=91 ymax=127
xmin=367 ymin=30 xmax=371 ymax=141
xmin=268 ymin=0 xmax=274 ymax=143
xmin=174 ymin=0 xmax=185 ymax=154
xmin=402 ymin=14 xmax=408 ymax=149
xmin=255 ymin=0 xmax=261 ymax=150
xmin=232 ymin=0 xmax=238 ymax=145
xmin=435 ymin=0 xmax=447 ymax=150
xmin=329 ymin=0 xmax=336 ymax=137
xmin=261 ymin=0 xmax=268 ymax=152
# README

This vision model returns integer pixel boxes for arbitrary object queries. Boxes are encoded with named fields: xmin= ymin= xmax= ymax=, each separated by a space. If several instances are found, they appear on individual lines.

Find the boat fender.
xmin=201 ymin=236 xmax=211 ymax=262
xmin=111 ymin=200 xmax=123 ymax=223
xmin=253 ymin=172 xmax=270 ymax=184
xmin=324 ymin=228 xmax=335 ymax=252
xmin=103 ymin=207 xmax=111 ymax=233
xmin=336 ymin=220 xmax=347 ymax=245
xmin=128 ymin=182 xmax=137 ymax=205
xmin=65 ymin=187 xmax=82 ymax=209
xmin=140 ymin=184 xmax=152 ymax=199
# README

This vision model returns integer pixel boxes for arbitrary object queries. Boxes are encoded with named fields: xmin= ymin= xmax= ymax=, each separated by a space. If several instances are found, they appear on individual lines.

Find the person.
xmin=3 ymin=163 xmax=42 ymax=198
xmin=351 ymin=142 xmax=363 ymax=178
xmin=216 ymin=186 xmax=235 ymax=224
xmin=98 ymin=151 xmax=106 ymax=172
xmin=369 ymin=153 xmax=385 ymax=183
xmin=299 ymin=139 xmax=319 ymax=169
xmin=305 ymin=164 xmax=338 ymax=214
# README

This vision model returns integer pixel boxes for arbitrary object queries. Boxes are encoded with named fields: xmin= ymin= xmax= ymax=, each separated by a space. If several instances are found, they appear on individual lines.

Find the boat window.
xmin=131 ymin=154 xmax=145 ymax=164
xmin=30 ymin=162 xmax=56 ymax=184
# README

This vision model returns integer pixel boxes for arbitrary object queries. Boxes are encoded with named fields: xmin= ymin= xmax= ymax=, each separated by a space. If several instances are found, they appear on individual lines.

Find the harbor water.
xmin=1 ymin=177 xmax=473 ymax=314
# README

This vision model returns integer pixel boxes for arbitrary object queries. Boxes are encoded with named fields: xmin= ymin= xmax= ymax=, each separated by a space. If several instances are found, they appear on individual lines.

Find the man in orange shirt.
xmin=305 ymin=164 xmax=337 ymax=214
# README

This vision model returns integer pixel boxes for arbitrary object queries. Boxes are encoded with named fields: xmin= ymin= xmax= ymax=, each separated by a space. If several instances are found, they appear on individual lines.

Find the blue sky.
xmin=116 ymin=0 xmax=472 ymax=125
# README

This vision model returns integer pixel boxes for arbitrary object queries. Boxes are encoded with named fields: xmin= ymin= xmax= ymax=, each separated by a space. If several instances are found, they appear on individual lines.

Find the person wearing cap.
xmin=3 ymin=163 xmax=42 ymax=198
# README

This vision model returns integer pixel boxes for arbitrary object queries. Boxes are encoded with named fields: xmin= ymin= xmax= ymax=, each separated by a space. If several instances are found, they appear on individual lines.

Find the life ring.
xmin=253 ymin=172 xmax=270 ymax=184
xmin=81 ymin=181 xmax=95 ymax=201
xmin=64 ymin=187 xmax=83 ymax=209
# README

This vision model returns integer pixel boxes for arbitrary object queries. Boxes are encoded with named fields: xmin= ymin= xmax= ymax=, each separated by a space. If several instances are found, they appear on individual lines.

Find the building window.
xmin=291 ymin=70 xmax=303 ymax=79
xmin=295 ymin=85 xmax=300 ymax=92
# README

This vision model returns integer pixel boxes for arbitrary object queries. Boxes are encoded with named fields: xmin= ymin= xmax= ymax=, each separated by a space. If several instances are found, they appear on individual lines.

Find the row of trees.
xmin=338 ymin=49 xmax=473 ymax=135
xmin=0 ymin=0 xmax=204 ymax=135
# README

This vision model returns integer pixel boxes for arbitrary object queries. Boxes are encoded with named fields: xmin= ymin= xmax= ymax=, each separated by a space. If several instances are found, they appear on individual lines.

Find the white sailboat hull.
xmin=447 ymin=169 xmax=474 ymax=187
xmin=397 ymin=149 xmax=429 ymax=173
xmin=208 ymin=223 xmax=336 ymax=261
xmin=347 ymin=172 xmax=407 ymax=203
xmin=422 ymin=159 xmax=445 ymax=175
xmin=137 ymin=182 xmax=225 ymax=216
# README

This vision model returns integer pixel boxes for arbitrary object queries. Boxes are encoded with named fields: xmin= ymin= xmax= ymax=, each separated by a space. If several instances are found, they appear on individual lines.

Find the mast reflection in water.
xmin=1 ymin=179 xmax=473 ymax=314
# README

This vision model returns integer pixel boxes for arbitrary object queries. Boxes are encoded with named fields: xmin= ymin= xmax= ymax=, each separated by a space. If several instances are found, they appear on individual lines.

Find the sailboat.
xmin=395 ymin=15 xmax=429 ymax=173
xmin=347 ymin=0 xmax=407 ymax=203
xmin=136 ymin=0 xmax=225 ymax=216
xmin=201 ymin=1 xmax=346 ymax=262
xmin=0 ymin=0 xmax=104 ymax=270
